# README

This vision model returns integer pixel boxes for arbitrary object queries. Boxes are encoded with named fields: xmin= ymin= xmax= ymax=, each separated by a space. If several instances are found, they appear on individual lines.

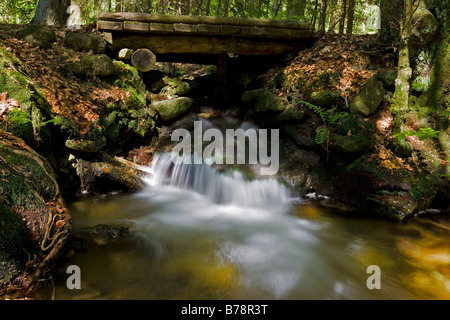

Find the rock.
xmin=0 ymin=201 xmax=30 ymax=287
xmin=63 ymin=32 xmax=106 ymax=54
xmin=170 ymin=113 xmax=199 ymax=131
xmin=310 ymin=90 xmax=340 ymax=107
xmin=330 ymin=133 xmax=371 ymax=153
xmin=276 ymin=108 xmax=305 ymax=122
xmin=412 ymin=7 xmax=440 ymax=45
xmin=84 ymin=224 xmax=131 ymax=241
xmin=350 ymin=76 xmax=385 ymax=117
xmin=19 ymin=24 xmax=56 ymax=49
xmin=118 ymin=48 xmax=135 ymax=59
xmin=0 ymin=129 xmax=70 ymax=292
xmin=160 ymin=76 xmax=191 ymax=97
xmin=74 ymin=153 xmax=148 ymax=193
xmin=241 ymin=89 xmax=287 ymax=113
xmin=64 ymin=54 xmax=115 ymax=77
xmin=376 ymin=68 xmax=397 ymax=88
xmin=65 ymin=136 xmax=107 ymax=153
xmin=153 ymin=97 xmax=193 ymax=121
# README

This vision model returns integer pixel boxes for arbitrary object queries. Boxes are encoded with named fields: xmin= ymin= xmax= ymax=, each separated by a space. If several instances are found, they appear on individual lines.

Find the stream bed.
xmin=38 ymin=153 xmax=450 ymax=300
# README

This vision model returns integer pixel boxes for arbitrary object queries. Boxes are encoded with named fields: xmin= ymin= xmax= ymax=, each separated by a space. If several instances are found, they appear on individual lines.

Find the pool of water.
xmin=36 ymin=154 xmax=450 ymax=300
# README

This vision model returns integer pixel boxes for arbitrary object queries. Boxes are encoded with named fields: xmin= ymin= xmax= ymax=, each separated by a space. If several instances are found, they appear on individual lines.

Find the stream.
xmin=37 ymin=150 xmax=450 ymax=300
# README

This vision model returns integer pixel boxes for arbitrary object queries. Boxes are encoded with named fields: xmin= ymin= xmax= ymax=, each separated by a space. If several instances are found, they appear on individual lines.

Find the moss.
xmin=0 ymin=143 xmax=58 ymax=209
xmin=347 ymin=158 xmax=388 ymax=180
xmin=5 ymin=108 xmax=34 ymax=145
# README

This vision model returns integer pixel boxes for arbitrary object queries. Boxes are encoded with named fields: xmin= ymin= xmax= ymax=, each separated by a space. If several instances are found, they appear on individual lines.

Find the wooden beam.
xmin=98 ymin=12 xmax=314 ymax=31
xmin=111 ymin=33 xmax=311 ymax=56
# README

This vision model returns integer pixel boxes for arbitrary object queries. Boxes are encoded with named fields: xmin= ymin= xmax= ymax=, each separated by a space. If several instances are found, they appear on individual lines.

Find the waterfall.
xmin=144 ymin=152 xmax=291 ymax=210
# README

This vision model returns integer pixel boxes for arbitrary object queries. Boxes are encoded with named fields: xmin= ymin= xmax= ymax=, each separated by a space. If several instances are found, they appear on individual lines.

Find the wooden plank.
xmin=98 ymin=12 xmax=314 ymax=31
xmin=173 ymin=23 xmax=198 ymax=33
xmin=197 ymin=24 xmax=221 ymax=34
xmin=262 ymin=27 xmax=285 ymax=38
xmin=218 ymin=25 xmax=241 ymax=35
xmin=124 ymin=21 xmax=149 ymax=32
xmin=111 ymin=33 xmax=311 ymax=56
xmin=240 ymin=26 xmax=264 ymax=37
xmin=97 ymin=20 xmax=123 ymax=31
xmin=149 ymin=22 xmax=173 ymax=32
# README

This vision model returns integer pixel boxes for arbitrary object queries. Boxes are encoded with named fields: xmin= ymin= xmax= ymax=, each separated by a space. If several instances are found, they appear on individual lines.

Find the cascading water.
xmin=146 ymin=152 xmax=291 ymax=210
xmin=46 ymin=115 xmax=444 ymax=300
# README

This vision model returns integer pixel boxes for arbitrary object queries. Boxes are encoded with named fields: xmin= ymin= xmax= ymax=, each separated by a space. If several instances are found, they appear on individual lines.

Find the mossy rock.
xmin=63 ymin=31 xmax=106 ymax=54
xmin=310 ymin=90 xmax=340 ymax=107
xmin=0 ymin=133 xmax=61 ymax=210
xmin=65 ymin=136 xmax=107 ymax=153
xmin=64 ymin=54 xmax=115 ymax=77
xmin=19 ymin=24 xmax=56 ymax=49
xmin=329 ymin=133 xmax=371 ymax=153
xmin=350 ymin=76 xmax=385 ymax=117
xmin=376 ymin=68 xmax=397 ymax=88
xmin=153 ymin=97 xmax=194 ymax=121
xmin=241 ymin=89 xmax=287 ymax=113
xmin=412 ymin=7 xmax=440 ymax=45
xmin=0 ymin=201 xmax=31 ymax=287
xmin=276 ymin=108 xmax=305 ymax=122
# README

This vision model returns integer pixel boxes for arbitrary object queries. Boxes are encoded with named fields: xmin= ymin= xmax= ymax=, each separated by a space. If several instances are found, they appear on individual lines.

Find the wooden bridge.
xmin=97 ymin=12 xmax=317 ymax=72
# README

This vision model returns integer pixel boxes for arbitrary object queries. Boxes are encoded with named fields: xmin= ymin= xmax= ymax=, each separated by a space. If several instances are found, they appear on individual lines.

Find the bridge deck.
xmin=97 ymin=13 xmax=317 ymax=57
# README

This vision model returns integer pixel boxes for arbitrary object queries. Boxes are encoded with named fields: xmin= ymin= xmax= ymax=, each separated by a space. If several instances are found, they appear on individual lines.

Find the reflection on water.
xmin=37 ymin=156 xmax=450 ymax=300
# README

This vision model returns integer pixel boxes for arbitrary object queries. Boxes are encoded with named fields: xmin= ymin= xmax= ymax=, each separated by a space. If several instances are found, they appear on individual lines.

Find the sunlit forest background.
xmin=0 ymin=0 xmax=380 ymax=35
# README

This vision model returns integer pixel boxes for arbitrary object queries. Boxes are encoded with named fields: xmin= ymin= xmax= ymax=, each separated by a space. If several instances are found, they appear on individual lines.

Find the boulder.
xmin=0 ymin=202 xmax=30 ymax=287
xmin=0 ymin=129 xmax=70 ymax=292
xmin=153 ymin=97 xmax=193 ymax=121
xmin=63 ymin=32 xmax=106 ymax=54
xmin=310 ymin=90 xmax=340 ymax=107
xmin=350 ymin=76 xmax=385 ymax=117
xmin=241 ymin=89 xmax=287 ymax=113
xmin=20 ymin=24 xmax=56 ymax=49
xmin=412 ymin=7 xmax=440 ymax=45
xmin=64 ymin=54 xmax=115 ymax=77
xmin=376 ymin=68 xmax=398 ymax=88
xmin=74 ymin=152 xmax=148 ymax=192
xmin=65 ymin=136 xmax=107 ymax=153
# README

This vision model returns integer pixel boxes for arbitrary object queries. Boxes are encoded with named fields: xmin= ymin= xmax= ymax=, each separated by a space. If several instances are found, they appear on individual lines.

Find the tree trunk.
xmin=391 ymin=0 xmax=414 ymax=156
xmin=346 ymin=0 xmax=355 ymax=34
xmin=328 ymin=0 xmax=339 ymax=33
xmin=31 ymin=0 xmax=70 ymax=26
xmin=378 ymin=0 xmax=402 ymax=43
xmin=318 ymin=0 xmax=328 ymax=33
xmin=311 ymin=0 xmax=319 ymax=26
xmin=339 ymin=0 xmax=347 ymax=34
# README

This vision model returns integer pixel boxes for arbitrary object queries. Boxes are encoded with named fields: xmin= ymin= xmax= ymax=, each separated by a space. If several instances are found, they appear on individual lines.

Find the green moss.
xmin=6 ymin=108 xmax=34 ymax=145
xmin=347 ymin=158 xmax=387 ymax=180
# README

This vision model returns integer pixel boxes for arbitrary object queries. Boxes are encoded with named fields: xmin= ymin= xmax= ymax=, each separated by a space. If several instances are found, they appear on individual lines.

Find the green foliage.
xmin=0 ymin=0 xmax=38 ymax=23
xmin=393 ymin=127 xmax=440 ymax=142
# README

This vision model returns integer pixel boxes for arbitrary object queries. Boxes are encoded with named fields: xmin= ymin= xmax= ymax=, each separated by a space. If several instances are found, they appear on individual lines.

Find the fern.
xmin=393 ymin=127 xmax=440 ymax=142
xmin=301 ymin=100 xmax=328 ymax=123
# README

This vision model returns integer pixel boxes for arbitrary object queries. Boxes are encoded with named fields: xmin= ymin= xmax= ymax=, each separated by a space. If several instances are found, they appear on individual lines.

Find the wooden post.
xmin=218 ymin=53 xmax=228 ymax=83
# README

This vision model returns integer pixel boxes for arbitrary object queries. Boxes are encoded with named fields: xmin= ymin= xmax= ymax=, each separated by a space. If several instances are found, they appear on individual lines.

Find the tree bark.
xmin=378 ymin=0 xmax=402 ymax=43
xmin=391 ymin=0 xmax=414 ymax=156
xmin=339 ymin=0 xmax=347 ymax=34
xmin=318 ymin=0 xmax=328 ymax=33
xmin=31 ymin=0 xmax=70 ymax=26
xmin=346 ymin=0 xmax=355 ymax=34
